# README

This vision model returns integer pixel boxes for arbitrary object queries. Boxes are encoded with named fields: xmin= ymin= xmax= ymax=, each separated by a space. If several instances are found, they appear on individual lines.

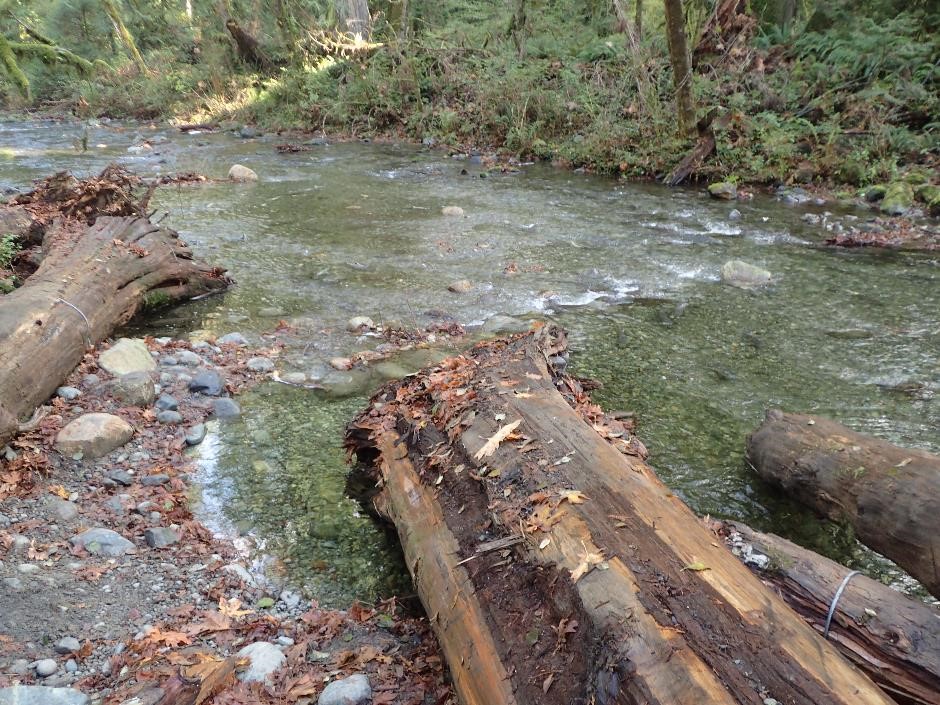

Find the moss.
xmin=0 ymin=34 xmax=31 ymax=99
xmin=9 ymin=41 xmax=95 ymax=75
xmin=880 ymin=182 xmax=914 ymax=216
xmin=142 ymin=290 xmax=172 ymax=310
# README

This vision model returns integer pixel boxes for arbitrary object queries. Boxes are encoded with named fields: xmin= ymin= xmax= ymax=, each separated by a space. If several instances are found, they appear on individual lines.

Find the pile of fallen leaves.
xmin=11 ymin=164 xmax=149 ymax=225
xmin=826 ymin=219 xmax=940 ymax=250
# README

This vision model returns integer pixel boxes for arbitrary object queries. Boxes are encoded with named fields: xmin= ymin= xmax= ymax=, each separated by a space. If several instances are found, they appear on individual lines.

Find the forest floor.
xmin=0 ymin=333 xmax=453 ymax=705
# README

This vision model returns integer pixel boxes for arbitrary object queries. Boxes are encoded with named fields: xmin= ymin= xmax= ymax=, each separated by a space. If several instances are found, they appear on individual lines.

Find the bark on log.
xmin=346 ymin=325 xmax=896 ymax=705
xmin=715 ymin=519 xmax=940 ymax=705
xmin=747 ymin=410 xmax=940 ymax=598
xmin=0 ymin=168 xmax=229 ymax=446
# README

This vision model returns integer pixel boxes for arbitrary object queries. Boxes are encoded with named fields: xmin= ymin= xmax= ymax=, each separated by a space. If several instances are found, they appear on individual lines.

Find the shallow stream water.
xmin=2 ymin=118 xmax=937 ymax=603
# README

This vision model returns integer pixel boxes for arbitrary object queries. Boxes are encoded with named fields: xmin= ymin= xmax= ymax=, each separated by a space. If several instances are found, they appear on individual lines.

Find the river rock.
xmin=481 ymin=314 xmax=530 ymax=335
xmin=441 ymin=205 xmax=464 ymax=216
xmin=881 ymin=181 xmax=914 ymax=216
xmin=56 ymin=387 xmax=81 ymax=401
xmin=156 ymin=394 xmax=178 ymax=411
xmin=0 ymin=686 xmax=89 ymax=705
xmin=447 ymin=279 xmax=473 ymax=294
xmin=140 ymin=474 xmax=170 ymax=486
xmin=98 ymin=338 xmax=156 ymax=376
xmin=238 ymin=126 xmax=261 ymax=139
xmin=346 ymin=316 xmax=374 ymax=332
xmin=189 ymin=371 xmax=224 ymax=396
xmin=212 ymin=398 xmax=241 ymax=419
xmin=55 ymin=413 xmax=134 ymax=459
xmin=707 ymin=182 xmax=737 ymax=200
xmin=721 ymin=260 xmax=772 ymax=289
xmin=156 ymin=410 xmax=183 ymax=425
xmin=185 ymin=424 xmax=207 ymax=446
xmin=863 ymin=184 xmax=887 ymax=202
xmin=110 ymin=372 xmax=156 ymax=407
xmin=728 ymin=208 xmax=742 ymax=220
xmin=34 ymin=659 xmax=57 ymax=677
xmin=54 ymin=637 xmax=81 ymax=654
xmin=218 ymin=332 xmax=249 ymax=346
xmin=282 ymin=372 xmax=307 ymax=384
xmin=247 ymin=357 xmax=275 ymax=372
xmin=47 ymin=498 xmax=79 ymax=522
xmin=175 ymin=349 xmax=202 ymax=366
xmin=318 ymin=674 xmax=371 ymax=705
xmin=144 ymin=527 xmax=179 ymax=548
xmin=330 ymin=357 xmax=353 ymax=371
xmin=229 ymin=164 xmax=259 ymax=182
xmin=236 ymin=642 xmax=286 ymax=684
xmin=70 ymin=528 xmax=134 ymax=556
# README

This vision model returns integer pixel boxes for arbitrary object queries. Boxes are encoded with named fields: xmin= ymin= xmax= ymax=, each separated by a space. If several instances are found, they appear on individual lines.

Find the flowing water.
xmin=2 ymin=118 xmax=938 ymax=603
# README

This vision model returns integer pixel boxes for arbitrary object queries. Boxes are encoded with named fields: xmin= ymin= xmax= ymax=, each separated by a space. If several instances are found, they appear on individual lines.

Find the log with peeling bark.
xmin=747 ymin=410 xmax=940 ymax=599
xmin=0 ymin=166 xmax=230 ymax=446
xmin=714 ymin=519 xmax=940 ymax=705
xmin=346 ymin=325 xmax=897 ymax=705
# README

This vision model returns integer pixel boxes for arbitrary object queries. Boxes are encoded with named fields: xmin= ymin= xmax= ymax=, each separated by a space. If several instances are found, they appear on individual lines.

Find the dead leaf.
xmin=189 ymin=655 xmax=242 ymax=705
xmin=474 ymin=419 xmax=522 ymax=459
xmin=571 ymin=545 xmax=605 ymax=583
xmin=558 ymin=489 xmax=588 ymax=504
xmin=682 ymin=561 xmax=710 ymax=572
xmin=543 ymin=673 xmax=555 ymax=693
xmin=218 ymin=596 xmax=253 ymax=618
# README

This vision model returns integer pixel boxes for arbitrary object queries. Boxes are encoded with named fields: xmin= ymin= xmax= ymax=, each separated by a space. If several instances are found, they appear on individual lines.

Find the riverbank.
xmin=0 ymin=333 xmax=452 ymax=704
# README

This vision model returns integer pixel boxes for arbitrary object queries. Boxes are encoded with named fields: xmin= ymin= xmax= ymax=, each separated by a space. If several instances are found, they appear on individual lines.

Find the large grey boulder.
xmin=318 ymin=674 xmax=372 ymax=705
xmin=55 ymin=413 xmax=134 ymax=459
xmin=109 ymin=372 xmax=156 ymax=407
xmin=228 ymin=164 xmax=259 ymax=182
xmin=98 ymin=338 xmax=156 ymax=376
xmin=720 ymin=260 xmax=772 ymax=290
xmin=69 ymin=528 xmax=134 ymax=557
xmin=0 ymin=685 xmax=89 ymax=705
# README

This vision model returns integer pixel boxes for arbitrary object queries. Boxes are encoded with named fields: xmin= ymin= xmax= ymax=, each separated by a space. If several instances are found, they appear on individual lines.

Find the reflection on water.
xmin=2 ymin=118 xmax=937 ymax=602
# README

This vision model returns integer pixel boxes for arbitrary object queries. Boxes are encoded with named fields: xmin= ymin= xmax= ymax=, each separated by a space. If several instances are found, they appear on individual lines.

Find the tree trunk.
xmin=747 ymin=410 xmax=940 ymax=599
xmin=0 ymin=33 xmax=31 ymax=99
xmin=716 ymin=519 xmax=940 ymax=705
xmin=338 ymin=0 xmax=371 ymax=37
xmin=0 ymin=169 xmax=229 ymax=447
xmin=346 ymin=326 xmax=896 ymax=705
xmin=635 ymin=0 xmax=643 ymax=39
xmin=101 ymin=0 xmax=148 ymax=73
xmin=662 ymin=0 xmax=695 ymax=136
xmin=224 ymin=19 xmax=275 ymax=71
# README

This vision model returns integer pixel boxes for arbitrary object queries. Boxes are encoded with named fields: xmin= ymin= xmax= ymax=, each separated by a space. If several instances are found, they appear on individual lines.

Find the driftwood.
xmin=663 ymin=112 xmax=730 ymax=185
xmin=0 ymin=167 xmax=230 ymax=446
xmin=747 ymin=410 xmax=940 ymax=598
xmin=346 ymin=325 xmax=895 ymax=705
xmin=715 ymin=519 xmax=940 ymax=705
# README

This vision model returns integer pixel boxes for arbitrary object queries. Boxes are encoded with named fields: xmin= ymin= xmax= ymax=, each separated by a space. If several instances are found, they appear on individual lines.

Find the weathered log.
xmin=747 ymin=410 xmax=940 ymax=598
xmin=715 ymin=519 xmax=940 ymax=705
xmin=346 ymin=325 xmax=895 ymax=705
xmin=0 ymin=169 xmax=229 ymax=446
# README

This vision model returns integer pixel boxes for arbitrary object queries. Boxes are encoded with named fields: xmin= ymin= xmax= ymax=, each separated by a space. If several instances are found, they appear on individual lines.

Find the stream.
xmin=2 ymin=117 xmax=938 ymax=604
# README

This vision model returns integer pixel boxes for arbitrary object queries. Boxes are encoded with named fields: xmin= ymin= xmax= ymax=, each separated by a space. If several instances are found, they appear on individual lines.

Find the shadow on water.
xmin=2 ymin=118 xmax=937 ymax=602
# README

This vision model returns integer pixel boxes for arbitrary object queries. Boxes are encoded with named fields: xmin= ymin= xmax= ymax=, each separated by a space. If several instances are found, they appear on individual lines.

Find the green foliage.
xmin=0 ymin=233 xmax=19 ymax=270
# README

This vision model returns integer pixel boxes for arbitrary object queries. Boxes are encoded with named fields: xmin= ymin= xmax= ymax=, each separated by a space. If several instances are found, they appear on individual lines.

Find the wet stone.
xmin=247 ymin=357 xmax=275 ymax=373
xmin=189 ymin=371 xmax=224 ymax=396
xmin=212 ymin=398 xmax=241 ymax=419
xmin=175 ymin=349 xmax=202 ymax=366
xmin=217 ymin=332 xmax=249 ymax=346
xmin=156 ymin=394 xmax=179 ymax=411
xmin=185 ymin=424 xmax=207 ymax=446
xmin=156 ymin=410 xmax=183 ymax=425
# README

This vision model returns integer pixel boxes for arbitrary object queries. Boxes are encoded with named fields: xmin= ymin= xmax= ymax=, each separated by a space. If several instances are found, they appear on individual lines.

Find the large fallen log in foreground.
xmin=747 ymin=410 xmax=940 ymax=598
xmin=715 ymin=519 xmax=940 ymax=705
xmin=346 ymin=325 xmax=894 ymax=705
xmin=0 ymin=167 xmax=229 ymax=445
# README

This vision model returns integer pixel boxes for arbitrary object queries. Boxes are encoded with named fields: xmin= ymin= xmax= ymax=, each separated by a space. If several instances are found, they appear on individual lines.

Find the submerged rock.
xmin=212 ymin=398 xmax=242 ymax=419
xmin=481 ymin=314 xmax=530 ymax=335
xmin=246 ymin=357 xmax=275 ymax=373
xmin=707 ymin=182 xmax=737 ymax=200
xmin=55 ymin=413 xmax=134 ymax=458
xmin=447 ymin=279 xmax=473 ymax=294
xmin=218 ymin=332 xmax=249 ymax=346
xmin=346 ymin=316 xmax=375 ymax=332
xmin=318 ymin=674 xmax=371 ymax=705
xmin=98 ymin=338 xmax=156 ymax=376
xmin=720 ymin=260 xmax=772 ymax=289
xmin=441 ymin=205 xmax=464 ymax=216
xmin=880 ymin=182 xmax=914 ymax=216
xmin=228 ymin=164 xmax=259 ymax=182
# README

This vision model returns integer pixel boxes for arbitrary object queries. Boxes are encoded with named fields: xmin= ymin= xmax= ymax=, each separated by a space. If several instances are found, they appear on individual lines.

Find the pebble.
xmin=279 ymin=590 xmax=302 ymax=610
xmin=56 ymin=386 xmax=82 ymax=401
xmin=217 ymin=332 xmax=249 ymax=346
xmin=212 ymin=398 xmax=241 ymax=419
xmin=34 ymin=658 xmax=58 ymax=677
xmin=156 ymin=410 xmax=183 ymax=425
xmin=0 ymin=512 xmax=8 ymax=528
xmin=144 ymin=527 xmax=179 ymax=548
xmin=236 ymin=642 xmax=286 ymax=683
xmin=155 ymin=394 xmax=179 ymax=411
xmin=108 ymin=470 xmax=134 ymax=486
xmin=64 ymin=659 xmax=78 ymax=673
xmin=185 ymin=424 xmax=207 ymax=446
xmin=318 ymin=674 xmax=372 ymax=705
xmin=246 ymin=357 xmax=275 ymax=373
xmin=55 ymin=637 xmax=81 ymax=654
xmin=3 ymin=576 xmax=24 ymax=590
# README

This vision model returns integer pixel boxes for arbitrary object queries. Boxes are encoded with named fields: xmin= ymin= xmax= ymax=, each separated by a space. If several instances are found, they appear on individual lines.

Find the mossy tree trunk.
xmin=0 ymin=33 xmax=31 ymax=99
xmin=101 ymin=0 xmax=148 ymax=73
xmin=663 ymin=0 xmax=695 ymax=136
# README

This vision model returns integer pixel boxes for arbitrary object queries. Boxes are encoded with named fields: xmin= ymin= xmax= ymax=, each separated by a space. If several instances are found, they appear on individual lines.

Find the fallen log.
xmin=747 ymin=410 xmax=940 ymax=598
xmin=714 ymin=519 xmax=940 ymax=705
xmin=346 ymin=325 xmax=895 ymax=705
xmin=0 ymin=167 xmax=230 ymax=446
